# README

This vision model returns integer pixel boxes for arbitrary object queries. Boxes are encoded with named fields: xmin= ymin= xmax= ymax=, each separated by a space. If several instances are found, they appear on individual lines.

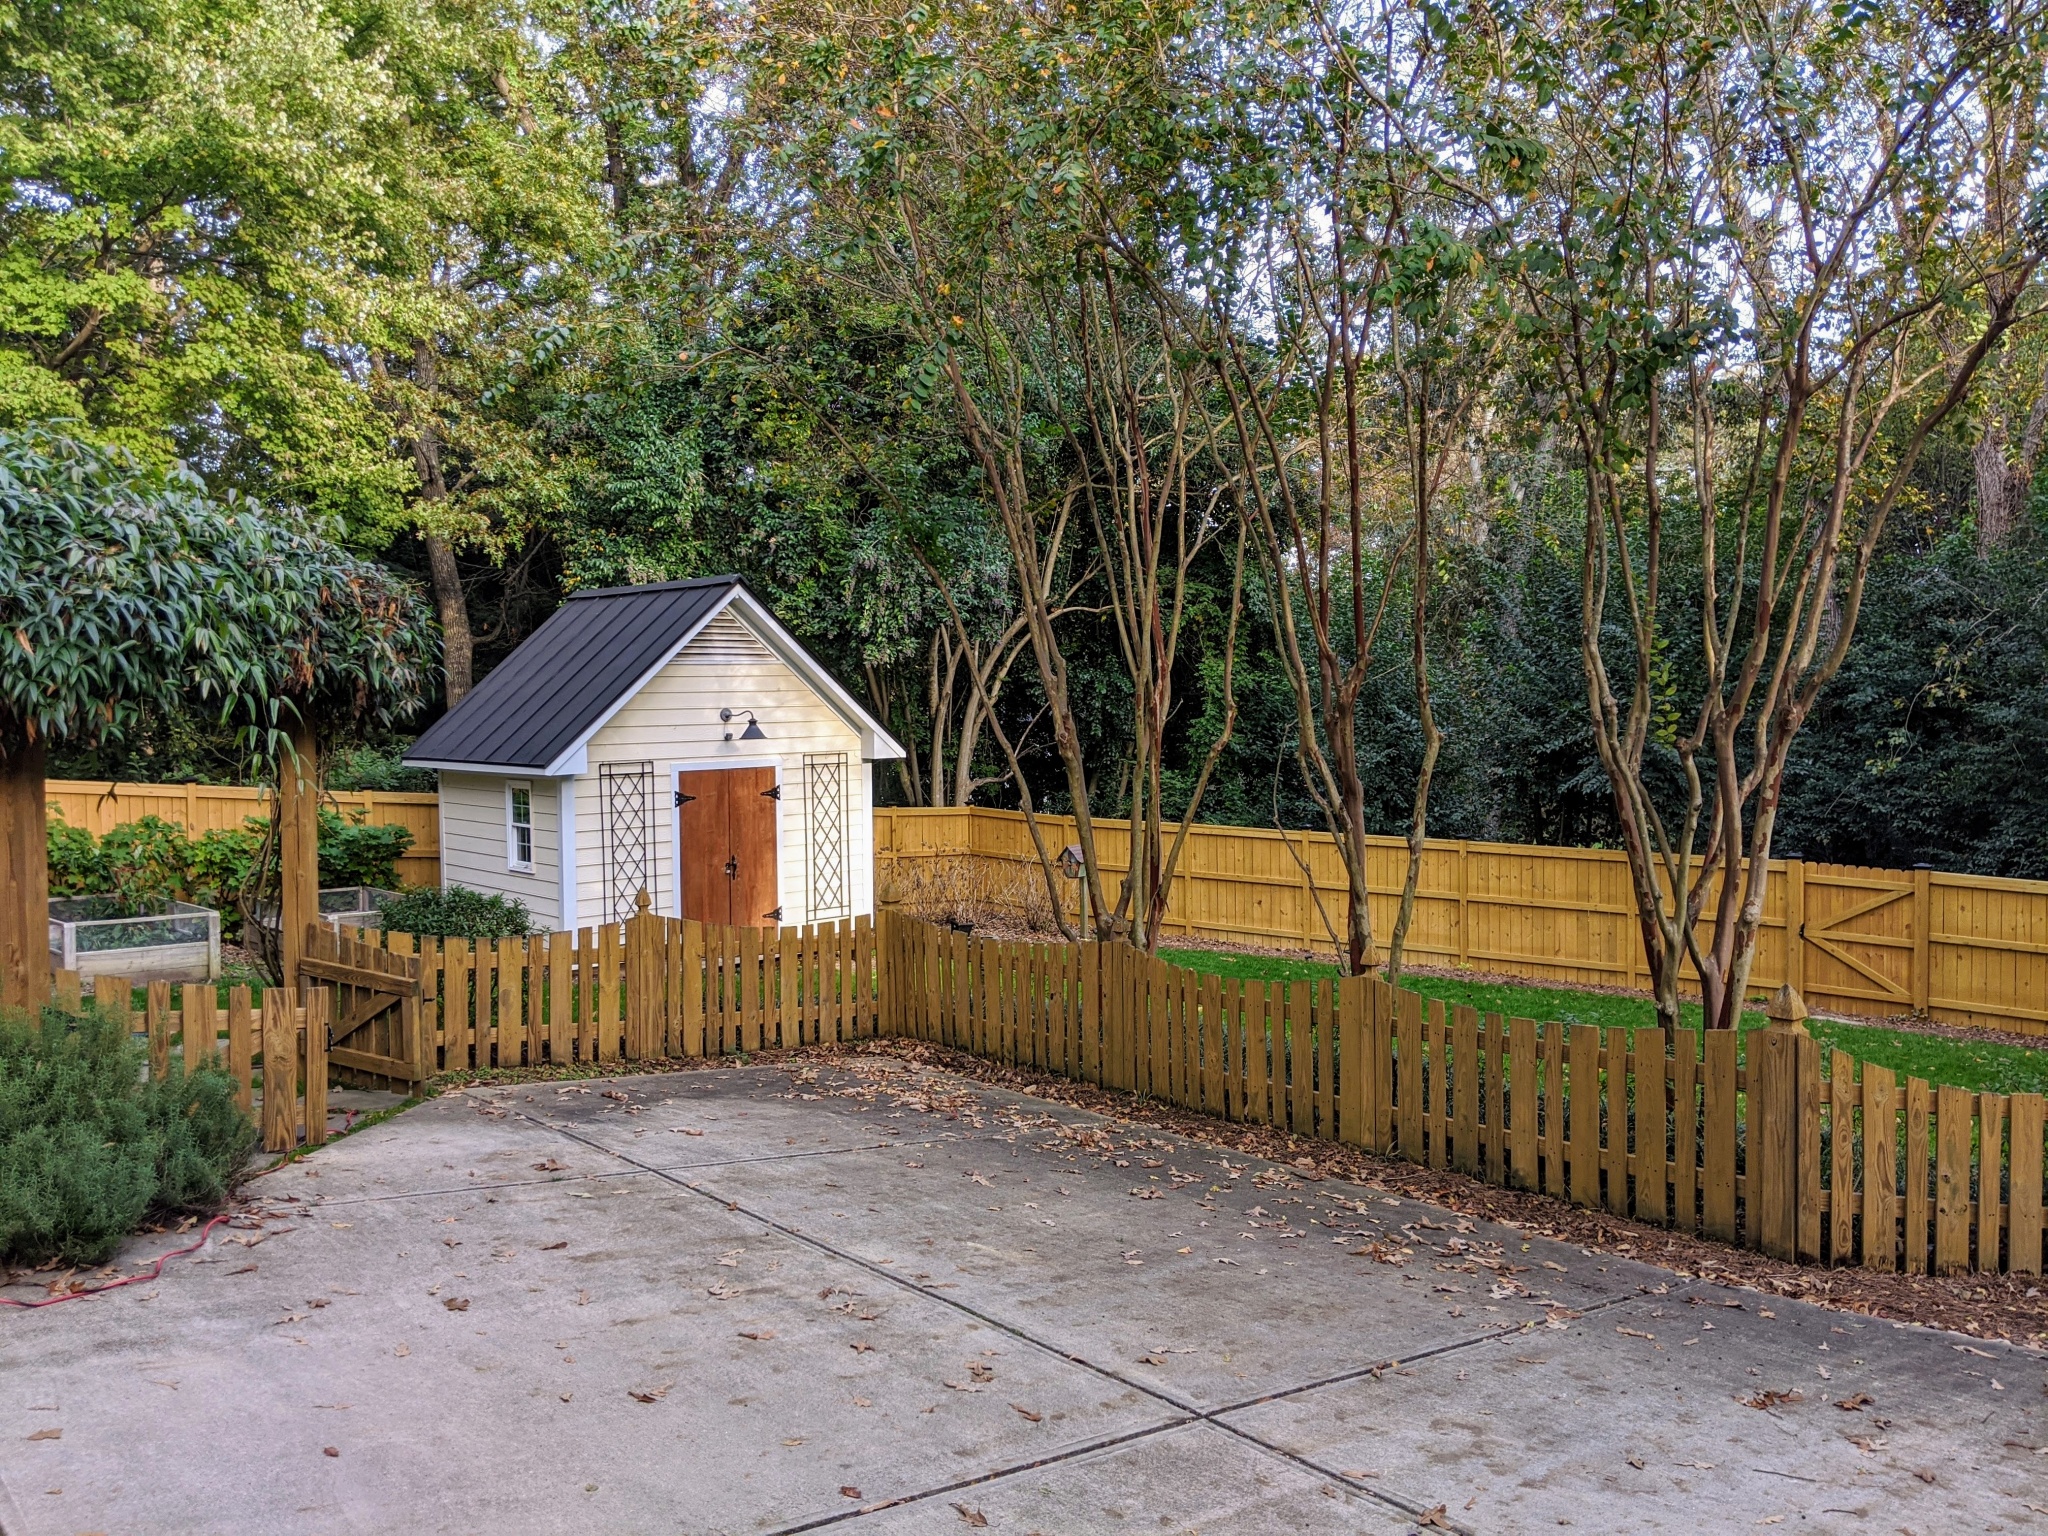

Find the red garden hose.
xmin=0 ymin=1214 xmax=232 ymax=1309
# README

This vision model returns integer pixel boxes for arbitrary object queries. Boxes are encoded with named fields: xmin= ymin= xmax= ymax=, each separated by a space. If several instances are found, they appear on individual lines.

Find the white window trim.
xmin=506 ymin=780 xmax=535 ymax=872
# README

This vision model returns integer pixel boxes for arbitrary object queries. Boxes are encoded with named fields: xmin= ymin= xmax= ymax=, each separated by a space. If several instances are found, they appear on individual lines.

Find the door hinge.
xmin=761 ymin=785 xmax=781 ymax=801
xmin=674 ymin=790 xmax=696 ymax=807
xmin=764 ymin=905 xmax=783 ymax=923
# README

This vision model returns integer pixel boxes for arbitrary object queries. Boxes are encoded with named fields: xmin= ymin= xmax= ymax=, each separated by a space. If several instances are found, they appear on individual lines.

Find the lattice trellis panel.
xmin=806 ymin=752 xmax=849 ymax=921
xmin=599 ymin=761 xmax=655 ymax=923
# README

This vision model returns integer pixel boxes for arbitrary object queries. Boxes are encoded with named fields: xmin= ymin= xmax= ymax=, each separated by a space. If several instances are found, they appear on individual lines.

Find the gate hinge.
xmin=674 ymin=790 xmax=696 ymax=807
xmin=765 ymin=905 xmax=783 ymax=923
xmin=761 ymin=785 xmax=781 ymax=800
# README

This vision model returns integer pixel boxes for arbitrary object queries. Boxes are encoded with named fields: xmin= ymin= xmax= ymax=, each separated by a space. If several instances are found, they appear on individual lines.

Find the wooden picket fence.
xmin=878 ymin=915 xmax=2047 ymax=1277
xmin=86 ymin=903 xmax=2034 ymax=1276
xmin=349 ymin=904 xmax=880 ymax=1073
xmin=53 ymin=969 xmax=333 ymax=1154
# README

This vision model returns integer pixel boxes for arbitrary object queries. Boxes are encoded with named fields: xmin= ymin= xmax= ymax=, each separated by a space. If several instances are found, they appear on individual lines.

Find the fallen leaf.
xmin=329 ymin=1221 xmax=353 ymax=1229
xmin=1742 ymin=1389 xmax=1802 ymax=1410
xmin=560 ymin=1393 xmax=572 ymax=1402
xmin=1833 ymin=1393 xmax=1874 ymax=1411
xmin=1627 ymin=1455 xmax=1644 ymax=1469
xmin=1913 ymin=1468 xmax=1936 ymax=1484
xmin=323 ymin=1446 xmax=339 ymax=1458
xmin=533 ymin=1159 xmax=566 ymax=1172
xmin=1954 ymin=1344 xmax=1996 ymax=1358
xmin=738 ymin=1329 xmax=775 ymax=1341
xmin=966 ymin=1361 xmax=994 ymax=1383
xmin=443 ymin=1298 xmax=470 ymax=1313
xmin=850 ymin=1340 xmax=874 ymax=1353
xmin=1011 ymin=1404 xmax=1042 ymax=1423
xmin=1417 ymin=1506 xmax=1452 ymax=1529
xmin=840 ymin=1486 xmax=863 ymax=1500
xmin=541 ymin=1241 xmax=568 ymax=1251
xmin=1616 ymin=1326 xmax=1655 ymax=1340
xmin=1758 ymin=1308 xmax=1776 ymax=1319
xmin=27 ymin=1429 xmax=59 ymax=1442
xmin=952 ymin=1503 xmax=988 ymax=1527
xmin=629 ymin=1387 xmax=668 ymax=1403
xmin=393 ymin=1344 xmax=410 ymax=1358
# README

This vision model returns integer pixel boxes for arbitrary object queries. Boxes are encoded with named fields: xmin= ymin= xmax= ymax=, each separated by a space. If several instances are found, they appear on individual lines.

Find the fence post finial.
xmin=1765 ymin=982 xmax=1809 ymax=1033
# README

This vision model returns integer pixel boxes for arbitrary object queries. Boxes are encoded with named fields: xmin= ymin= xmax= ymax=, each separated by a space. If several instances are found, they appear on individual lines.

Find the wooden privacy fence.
xmin=52 ymin=970 xmax=333 ymax=1154
xmin=875 ymin=807 xmax=2048 ymax=1038
xmin=45 ymin=778 xmax=441 ymax=888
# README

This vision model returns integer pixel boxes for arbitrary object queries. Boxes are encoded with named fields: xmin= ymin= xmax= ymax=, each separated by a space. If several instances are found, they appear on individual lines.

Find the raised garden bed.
xmin=48 ymin=897 xmax=221 ymax=984
xmin=249 ymin=885 xmax=404 ymax=941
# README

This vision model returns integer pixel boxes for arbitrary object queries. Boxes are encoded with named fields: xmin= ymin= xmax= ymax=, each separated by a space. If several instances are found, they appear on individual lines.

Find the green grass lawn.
xmin=1158 ymin=946 xmax=2048 ymax=1098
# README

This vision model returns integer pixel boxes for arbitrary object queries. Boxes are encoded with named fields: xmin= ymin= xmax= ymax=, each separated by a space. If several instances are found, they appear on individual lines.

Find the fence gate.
xmin=300 ymin=926 xmax=424 ymax=1090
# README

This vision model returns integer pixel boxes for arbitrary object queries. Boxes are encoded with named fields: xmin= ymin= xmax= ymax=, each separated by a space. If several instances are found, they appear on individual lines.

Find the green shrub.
xmin=380 ymin=884 xmax=536 ymax=940
xmin=0 ymin=1005 xmax=256 ymax=1266
xmin=46 ymin=812 xmax=104 ymax=896
xmin=325 ymin=745 xmax=435 ymax=793
xmin=95 ymin=816 xmax=195 ymax=909
xmin=317 ymin=807 xmax=414 ymax=888
xmin=43 ymin=809 xmax=411 ymax=927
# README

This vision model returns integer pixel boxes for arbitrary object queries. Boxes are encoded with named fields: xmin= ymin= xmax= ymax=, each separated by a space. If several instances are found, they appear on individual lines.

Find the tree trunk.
xmin=0 ymin=732 xmax=49 ymax=1011
xmin=279 ymin=714 xmax=320 ymax=995
xmin=424 ymin=534 xmax=473 ymax=708
xmin=411 ymin=340 xmax=473 ymax=708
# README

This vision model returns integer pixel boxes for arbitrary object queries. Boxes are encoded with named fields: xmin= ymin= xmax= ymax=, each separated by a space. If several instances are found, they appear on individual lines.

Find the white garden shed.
xmin=404 ymin=577 xmax=904 ymax=931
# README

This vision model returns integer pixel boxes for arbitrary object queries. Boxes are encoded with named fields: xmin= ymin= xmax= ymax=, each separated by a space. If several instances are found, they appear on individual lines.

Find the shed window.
xmin=507 ymin=783 xmax=534 ymax=871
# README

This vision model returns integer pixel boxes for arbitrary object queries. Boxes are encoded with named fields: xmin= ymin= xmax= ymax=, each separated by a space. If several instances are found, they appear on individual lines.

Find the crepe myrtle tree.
xmin=0 ymin=428 xmax=435 ymax=1009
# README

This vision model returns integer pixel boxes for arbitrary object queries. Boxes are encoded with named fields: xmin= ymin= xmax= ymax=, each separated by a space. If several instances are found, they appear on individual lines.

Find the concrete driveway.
xmin=4 ymin=1057 xmax=2043 ymax=1535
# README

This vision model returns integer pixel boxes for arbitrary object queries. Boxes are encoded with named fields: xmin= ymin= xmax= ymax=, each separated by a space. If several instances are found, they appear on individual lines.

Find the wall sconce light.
xmin=721 ymin=708 xmax=765 ymax=742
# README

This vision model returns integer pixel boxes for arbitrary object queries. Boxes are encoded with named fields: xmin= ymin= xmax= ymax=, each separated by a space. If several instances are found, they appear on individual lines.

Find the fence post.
xmin=1911 ymin=866 xmax=1932 ymax=1015
xmin=146 ymin=979 xmax=172 ymax=1081
xmin=261 ymin=992 xmax=295 ymax=1152
xmin=1785 ymin=859 xmax=1806 ymax=997
xmin=302 ymin=987 xmax=329 ymax=1147
xmin=1752 ymin=984 xmax=1818 ymax=1260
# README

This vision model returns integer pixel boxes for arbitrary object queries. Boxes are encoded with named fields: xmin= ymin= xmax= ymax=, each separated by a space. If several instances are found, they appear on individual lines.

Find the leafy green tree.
xmin=0 ymin=428 xmax=433 ymax=1007
xmin=1502 ymin=0 xmax=2044 ymax=1029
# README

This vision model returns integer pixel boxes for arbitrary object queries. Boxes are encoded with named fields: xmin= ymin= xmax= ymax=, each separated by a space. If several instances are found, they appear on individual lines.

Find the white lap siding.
xmin=435 ymin=771 xmax=562 ymax=929
xmin=572 ymin=611 xmax=873 ymax=928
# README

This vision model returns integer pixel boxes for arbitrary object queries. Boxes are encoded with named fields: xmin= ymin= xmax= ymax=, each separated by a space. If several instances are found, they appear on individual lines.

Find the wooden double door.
xmin=675 ymin=767 xmax=780 ymax=928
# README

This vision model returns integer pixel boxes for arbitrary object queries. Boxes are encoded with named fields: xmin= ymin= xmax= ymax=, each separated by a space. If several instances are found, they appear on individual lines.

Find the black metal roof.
xmin=405 ymin=577 xmax=740 ymax=772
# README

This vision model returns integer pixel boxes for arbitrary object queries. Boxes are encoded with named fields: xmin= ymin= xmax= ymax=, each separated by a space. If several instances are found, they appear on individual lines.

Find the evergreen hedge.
xmin=0 ymin=1004 xmax=256 ymax=1266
